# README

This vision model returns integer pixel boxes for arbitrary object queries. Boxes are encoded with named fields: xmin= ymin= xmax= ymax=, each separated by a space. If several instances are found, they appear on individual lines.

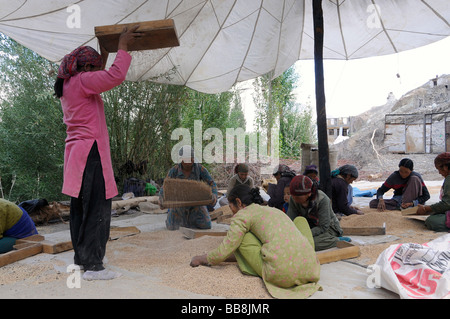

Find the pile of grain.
xmin=0 ymin=260 xmax=65 ymax=285
xmin=340 ymin=207 xmax=443 ymax=265
xmin=106 ymin=230 xmax=271 ymax=298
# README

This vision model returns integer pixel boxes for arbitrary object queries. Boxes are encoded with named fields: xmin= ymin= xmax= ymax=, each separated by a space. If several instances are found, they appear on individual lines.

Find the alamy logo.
xmin=66 ymin=264 xmax=81 ymax=288
xmin=366 ymin=264 xmax=381 ymax=289
xmin=171 ymin=120 xmax=279 ymax=174
xmin=366 ymin=4 xmax=382 ymax=29
xmin=66 ymin=4 xmax=81 ymax=29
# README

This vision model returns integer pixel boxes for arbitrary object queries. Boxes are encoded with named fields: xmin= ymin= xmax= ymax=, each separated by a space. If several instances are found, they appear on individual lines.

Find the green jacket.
xmin=0 ymin=199 xmax=23 ymax=239
xmin=287 ymin=190 xmax=343 ymax=237
xmin=430 ymin=175 xmax=450 ymax=215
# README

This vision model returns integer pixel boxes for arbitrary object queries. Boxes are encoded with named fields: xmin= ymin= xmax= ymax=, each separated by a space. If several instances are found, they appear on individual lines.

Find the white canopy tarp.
xmin=0 ymin=0 xmax=449 ymax=93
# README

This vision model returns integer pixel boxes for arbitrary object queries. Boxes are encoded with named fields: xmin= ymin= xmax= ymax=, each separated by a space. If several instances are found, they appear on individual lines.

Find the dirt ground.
xmin=0 ymin=180 xmax=447 ymax=300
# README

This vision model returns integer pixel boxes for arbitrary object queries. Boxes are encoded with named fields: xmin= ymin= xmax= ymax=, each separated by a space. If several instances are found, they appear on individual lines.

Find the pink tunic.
xmin=60 ymin=50 xmax=132 ymax=199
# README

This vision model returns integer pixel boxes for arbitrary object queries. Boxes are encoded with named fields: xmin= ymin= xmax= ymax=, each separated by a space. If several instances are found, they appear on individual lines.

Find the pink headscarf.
xmin=57 ymin=46 xmax=103 ymax=79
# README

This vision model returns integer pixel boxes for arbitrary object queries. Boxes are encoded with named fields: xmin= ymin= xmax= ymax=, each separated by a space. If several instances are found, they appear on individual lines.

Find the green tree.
xmin=253 ymin=67 xmax=315 ymax=159
xmin=0 ymin=35 xmax=66 ymax=202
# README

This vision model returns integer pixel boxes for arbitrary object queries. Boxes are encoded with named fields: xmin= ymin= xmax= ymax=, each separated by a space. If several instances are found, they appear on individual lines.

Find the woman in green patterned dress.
xmin=190 ymin=184 xmax=321 ymax=299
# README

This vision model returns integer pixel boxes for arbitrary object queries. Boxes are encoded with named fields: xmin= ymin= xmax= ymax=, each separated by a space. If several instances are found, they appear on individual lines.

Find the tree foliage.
xmin=0 ymin=35 xmax=248 ymax=202
xmin=253 ymin=67 xmax=316 ymax=158
xmin=0 ymin=34 xmax=66 ymax=202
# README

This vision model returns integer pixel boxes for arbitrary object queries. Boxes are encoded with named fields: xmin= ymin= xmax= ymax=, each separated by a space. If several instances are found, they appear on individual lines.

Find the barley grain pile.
xmin=106 ymin=230 xmax=271 ymax=298
xmin=340 ymin=207 xmax=443 ymax=265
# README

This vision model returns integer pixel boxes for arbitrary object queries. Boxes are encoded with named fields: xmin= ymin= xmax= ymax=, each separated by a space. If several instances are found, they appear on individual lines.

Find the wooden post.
xmin=313 ymin=0 xmax=332 ymax=198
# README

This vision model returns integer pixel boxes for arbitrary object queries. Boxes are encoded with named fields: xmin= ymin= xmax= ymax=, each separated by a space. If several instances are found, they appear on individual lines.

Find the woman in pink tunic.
xmin=54 ymin=26 xmax=141 ymax=280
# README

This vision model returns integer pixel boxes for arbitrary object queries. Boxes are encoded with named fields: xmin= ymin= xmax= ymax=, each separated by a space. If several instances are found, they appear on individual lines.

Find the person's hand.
xmin=190 ymin=254 xmax=209 ymax=267
xmin=401 ymin=202 xmax=413 ymax=209
xmin=377 ymin=199 xmax=386 ymax=212
xmin=211 ymin=194 xmax=217 ymax=207
xmin=118 ymin=25 xmax=143 ymax=51
xmin=416 ymin=205 xmax=431 ymax=215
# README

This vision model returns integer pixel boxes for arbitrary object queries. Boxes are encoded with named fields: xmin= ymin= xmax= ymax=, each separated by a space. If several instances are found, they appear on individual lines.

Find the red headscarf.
xmin=57 ymin=46 xmax=103 ymax=79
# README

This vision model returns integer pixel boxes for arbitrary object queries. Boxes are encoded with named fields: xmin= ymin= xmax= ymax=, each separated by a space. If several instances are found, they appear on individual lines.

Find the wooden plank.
xmin=95 ymin=19 xmax=179 ymax=53
xmin=0 ymin=243 xmax=43 ymax=267
xmin=401 ymin=206 xmax=419 ymax=216
xmin=209 ymin=210 xmax=223 ymax=220
xmin=15 ymin=234 xmax=73 ymax=254
xmin=316 ymin=245 xmax=360 ymax=265
xmin=42 ymin=241 xmax=73 ymax=254
xmin=109 ymin=226 xmax=141 ymax=240
xmin=111 ymin=196 xmax=159 ymax=210
xmin=15 ymin=234 xmax=45 ymax=244
xmin=180 ymin=227 xmax=227 ymax=239
xmin=342 ymin=223 xmax=386 ymax=236
xmin=405 ymin=215 xmax=428 ymax=222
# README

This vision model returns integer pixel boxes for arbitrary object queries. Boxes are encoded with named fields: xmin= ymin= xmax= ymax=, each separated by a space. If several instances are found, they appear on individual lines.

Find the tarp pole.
xmin=313 ymin=0 xmax=332 ymax=198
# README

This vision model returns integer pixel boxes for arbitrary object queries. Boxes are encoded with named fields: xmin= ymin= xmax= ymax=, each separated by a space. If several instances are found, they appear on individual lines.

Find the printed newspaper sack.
xmin=374 ymin=233 xmax=450 ymax=299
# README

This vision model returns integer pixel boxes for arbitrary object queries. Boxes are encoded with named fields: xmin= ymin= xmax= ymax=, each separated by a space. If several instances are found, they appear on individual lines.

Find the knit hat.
xmin=303 ymin=164 xmax=318 ymax=174
xmin=290 ymin=175 xmax=313 ymax=196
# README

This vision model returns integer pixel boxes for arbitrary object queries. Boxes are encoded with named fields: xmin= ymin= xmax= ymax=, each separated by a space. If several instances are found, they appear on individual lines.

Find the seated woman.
xmin=286 ymin=175 xmax=349 ymax=251
xmin=219 ymin=163 xmax=254 ymax=206
xmin=267 ymin=164 xmax=296 ymax=210
xmin=190 ymin=184 xmax=321 ymax=299
xmin=0 ymin=198 xmax=38 ymax=254
xmin=159 ymin=145 xmax=218 ymax=230
xmin=303 ymin=164 xmax=319 ymax=182
xmin=417 ymin=152 xmax=450 ymax=232
xmin=331 ymin=164 xmax=363 ymax=217
xmin=369 ymin=158 xmax=430 ymax=211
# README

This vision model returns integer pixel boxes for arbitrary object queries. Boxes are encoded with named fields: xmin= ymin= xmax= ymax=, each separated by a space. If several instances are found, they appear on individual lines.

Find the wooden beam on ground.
xmin=109 ymin=226 xmax=141 ymax=240
xmin=342 ymin=223 xmax=386 ymax=236
xmin=316 ymin=243 xmax=360 ymax=265
xmin=42 ymin=241 xmax=73 ymax=254
xmin=111 ymin=196 xmax=159 ymax=210
xmin=0 ymin=243 xmax=43 ymax=267
xmin=180 ymin=227 xmax=227 ymax=239
xmin=15 ymin=234 xmax=73 ymax=254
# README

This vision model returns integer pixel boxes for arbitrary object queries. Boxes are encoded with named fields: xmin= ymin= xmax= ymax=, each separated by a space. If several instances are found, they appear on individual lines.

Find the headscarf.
xmin=57 ymin=46 xmax=103 ymax=79
xmin=331 ymin=164 xmax=358 ymax=178
xmin=273 ymin=164 xmax=296 ymax=178
xmin=434 ymin=152 xmax=450 ymax=168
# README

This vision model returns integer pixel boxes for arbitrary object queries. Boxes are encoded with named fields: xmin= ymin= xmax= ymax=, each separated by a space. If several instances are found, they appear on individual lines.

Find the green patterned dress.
xmin=207 ymin=203 xmax=321 ymax=299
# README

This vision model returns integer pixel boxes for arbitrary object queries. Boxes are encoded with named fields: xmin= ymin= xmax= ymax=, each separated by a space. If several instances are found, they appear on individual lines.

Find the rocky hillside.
xmin=332 ymin=74 xmax=450 ymax=182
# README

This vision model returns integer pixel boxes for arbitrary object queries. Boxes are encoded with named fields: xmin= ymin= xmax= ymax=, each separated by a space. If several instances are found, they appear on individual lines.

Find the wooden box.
xmin=95 ymin=19 xmax=180 ymax=53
